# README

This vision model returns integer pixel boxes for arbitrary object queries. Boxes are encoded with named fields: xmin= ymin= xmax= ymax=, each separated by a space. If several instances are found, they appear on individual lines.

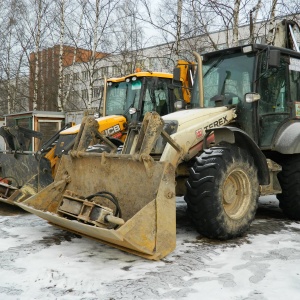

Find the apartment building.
xmin=29 ymin=45 xmax=106 ymax=111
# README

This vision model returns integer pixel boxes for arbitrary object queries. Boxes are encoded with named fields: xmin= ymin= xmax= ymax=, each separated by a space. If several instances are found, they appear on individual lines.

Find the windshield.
xmin=142 ymin=77 xmax=171 ymax=118
xmin=105 ymin=80 xmax=141 ymax=119
xmin=191 ymin=52 xmax=255 ymax=108
xmin=105 ymin=77 xmax=172 ymax=121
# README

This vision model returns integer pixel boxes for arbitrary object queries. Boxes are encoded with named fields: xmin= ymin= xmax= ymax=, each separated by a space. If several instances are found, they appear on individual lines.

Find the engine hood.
xmin=162 ymin=107 xmax=233 ymax=131
xmin=60 ymin=115 xmax=126 ymax=135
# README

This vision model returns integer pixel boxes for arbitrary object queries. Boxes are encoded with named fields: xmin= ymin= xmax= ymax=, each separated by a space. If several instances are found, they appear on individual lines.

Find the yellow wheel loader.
xmin=1 ymin=63 xmax=192 ymax=205
xmin=17 ymin=19 xmax=300 ymax=260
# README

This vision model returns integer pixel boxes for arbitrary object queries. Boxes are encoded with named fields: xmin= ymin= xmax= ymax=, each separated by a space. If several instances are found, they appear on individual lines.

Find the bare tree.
xmin=17 ymin=0 xmax=56 ymax=111
xmin=233 ymin=0 xmax=241 ymax=46
xmin=87 ymin=0 xmax=101 ymax=110
xmin=63 ymin=0 xmax=120 ymax=110
xmin=175 ymin=0 xmax=183 ymax=58
xmin=266 ymin=0 xmax=278 ymax=44
xmin=137 ymin=0 xmax=300 ymax=55
xmin=62 ymin=0 xmax=86 ymax=109
xmin=0 ymin=0 xmax=300 ymax=116
xmin=0 ymin=0 xmax=29 ymax=114
xmin=32 ymin=0 xmax=44 ymax=109
xmin=107 ymin=0 xmax=146 ymax=75
xmin=249 ymin=0 xmax=262 ymax=43
xmin=57 ymin=0 xmax=65 ymax=112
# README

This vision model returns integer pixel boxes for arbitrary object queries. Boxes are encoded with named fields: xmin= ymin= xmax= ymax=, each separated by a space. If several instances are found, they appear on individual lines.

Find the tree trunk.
xmin=175 ymin=0 xmax=182 ymax=59
xmin=33 ymin=0 xmax=43 ymax=111
xmin=57 ymin=0 xmax=65 ymax=112
xmin=232 ymin=0 xmax=241 ymax=46
xmin=63 ymin=4 xmax=85 ymax=109
xmin=88 ymin=0 xmax=100 ymax=110
xmin=266 ymin=0 xmax=278 ymax=44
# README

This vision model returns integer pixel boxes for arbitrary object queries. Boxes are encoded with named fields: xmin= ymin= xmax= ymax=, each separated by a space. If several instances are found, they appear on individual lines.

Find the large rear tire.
xmin=277 ymin=154 xmax=300 ymax=220
xmin=185 ymin=143 xmax=259 ymax=239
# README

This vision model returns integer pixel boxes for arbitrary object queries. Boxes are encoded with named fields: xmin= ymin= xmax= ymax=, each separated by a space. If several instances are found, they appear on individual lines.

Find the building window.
xmin=93 ymin=69 xmax=98 ymax=78
xmin=100 ymin=67 xmax=108 ymax=77
xmin=82 ymin=89 xmax=88 ymax=99
xmin=82 ymin=71 xmax=89 ymax=81
xmin=111 ymin=66 xmax=119 ymax=76
xmin=71 ymin=90 xmax=79 ymax=101
xmin=73 ymin=72 xmax=79 ymax=81
xmin=64 ymin=74 xmax=70 ymax=84
xmin=148 ymin=58 xmax=158 ymax=70
xmin=93 ymin=87 xmax=100 ymax=98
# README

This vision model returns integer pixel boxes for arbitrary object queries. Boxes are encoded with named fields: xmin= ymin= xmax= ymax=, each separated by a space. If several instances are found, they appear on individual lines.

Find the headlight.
xmin=174 ymin=100 xmax=185 ymax=110
xmin=94 ymin=112 xmax=100 ymax=118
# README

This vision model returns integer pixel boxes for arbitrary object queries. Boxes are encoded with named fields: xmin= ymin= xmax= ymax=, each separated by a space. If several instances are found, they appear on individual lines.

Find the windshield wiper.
xmin=203 ymin=54 xmax=225 ymax=77
xmin=123 ymin=90 xmax=138 ymax=117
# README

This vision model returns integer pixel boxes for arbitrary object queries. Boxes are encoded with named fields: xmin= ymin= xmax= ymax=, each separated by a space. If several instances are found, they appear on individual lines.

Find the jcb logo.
xmin=105 ymin=125 xmax=121 ymax=136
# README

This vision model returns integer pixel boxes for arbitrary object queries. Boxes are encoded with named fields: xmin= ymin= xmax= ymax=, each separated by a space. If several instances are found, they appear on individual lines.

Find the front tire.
xmin=277 ymin=154 xmax=300 ymax=220
xmin=185 ymin=143 xmax=259 ymax=239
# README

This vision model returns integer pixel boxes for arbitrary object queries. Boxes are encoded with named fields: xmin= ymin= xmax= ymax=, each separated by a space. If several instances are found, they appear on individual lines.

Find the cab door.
xmin=257 ymin=54 xmax=291 ymax=148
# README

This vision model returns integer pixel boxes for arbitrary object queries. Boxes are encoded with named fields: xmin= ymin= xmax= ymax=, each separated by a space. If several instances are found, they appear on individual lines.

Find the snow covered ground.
xmin=0 ymin=196 xmax=300 ymax=300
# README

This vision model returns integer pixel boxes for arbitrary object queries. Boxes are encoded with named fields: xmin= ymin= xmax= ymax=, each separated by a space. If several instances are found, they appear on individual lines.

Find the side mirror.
xmin=172 ymin=67 xmax=182 ymax=87
xmin=245 ymin=93 xmax=261 ymax=103
xmin=268 ymin=49 xmax=280 ymax=68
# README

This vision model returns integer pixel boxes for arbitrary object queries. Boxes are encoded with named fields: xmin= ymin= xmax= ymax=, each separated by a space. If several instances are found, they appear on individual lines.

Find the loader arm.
xmin=17 ymin=108 xmax=236 ymax=260
xmin=18 ymin=113 xmax=177 ymax=260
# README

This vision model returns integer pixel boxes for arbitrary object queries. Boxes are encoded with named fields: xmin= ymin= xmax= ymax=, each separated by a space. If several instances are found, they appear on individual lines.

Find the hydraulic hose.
xmin=86 ymin=191 xmax=122 ymax=218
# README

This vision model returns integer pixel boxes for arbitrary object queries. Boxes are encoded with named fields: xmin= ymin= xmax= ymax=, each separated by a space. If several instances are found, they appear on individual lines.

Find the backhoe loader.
xmin=17 ymin=19 xmax=300 ymax=260
xmin=1 ymin=62 xmax=192 ymax=205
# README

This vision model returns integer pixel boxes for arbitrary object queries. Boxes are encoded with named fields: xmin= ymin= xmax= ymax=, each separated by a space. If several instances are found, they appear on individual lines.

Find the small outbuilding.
xmin=3 ymin=111 xmax=65 ymax=152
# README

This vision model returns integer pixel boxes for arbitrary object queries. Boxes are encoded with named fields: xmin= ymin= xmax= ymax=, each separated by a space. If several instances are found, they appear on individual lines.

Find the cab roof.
xmin=107 ymin=71 xmax=173 ymax=83
xmin=202 ymin=43 xmax=300 ymax=61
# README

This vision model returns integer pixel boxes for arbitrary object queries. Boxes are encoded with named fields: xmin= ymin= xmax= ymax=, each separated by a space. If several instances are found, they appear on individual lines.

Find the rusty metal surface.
xmin=260 ymin=159 xmax=282 ymax=195
xmin=0 ymin=182 xmax=18 ymax=204
xmin=19 ymin=153 xmax=176 ymax=260
xmin=17 ymin=112 xmax=181 ymax=259
xmin=6 ymin=171 xmax=53 ymax=205
xmin=133 ymin=112 xmax=164 ymax=155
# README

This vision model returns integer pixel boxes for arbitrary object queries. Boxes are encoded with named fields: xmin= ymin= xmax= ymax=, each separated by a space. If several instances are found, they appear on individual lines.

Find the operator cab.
xmin=105 ymin=72 xmax=180 ymax=122
xmin=191 ymin=44 xmax=300 ymax=150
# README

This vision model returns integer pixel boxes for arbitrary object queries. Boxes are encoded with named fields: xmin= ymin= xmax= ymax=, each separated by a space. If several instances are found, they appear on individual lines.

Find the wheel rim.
xmin=222 ymin=168 xmax=251 ymax=220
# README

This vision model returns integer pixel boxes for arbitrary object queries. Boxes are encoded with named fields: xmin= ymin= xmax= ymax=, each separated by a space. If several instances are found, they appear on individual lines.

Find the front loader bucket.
xmin=18 ymin=153 xmax=176 ymax=260
xmin=6 ymin=170 xmax=53 ymax=205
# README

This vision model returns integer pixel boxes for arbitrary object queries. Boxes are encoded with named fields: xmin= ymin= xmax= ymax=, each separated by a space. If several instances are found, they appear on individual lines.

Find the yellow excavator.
xmin=0 ymin=61 xmax=193 ymax=205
